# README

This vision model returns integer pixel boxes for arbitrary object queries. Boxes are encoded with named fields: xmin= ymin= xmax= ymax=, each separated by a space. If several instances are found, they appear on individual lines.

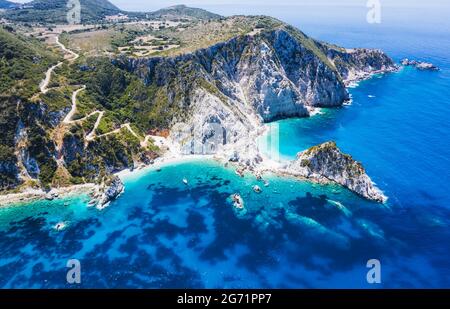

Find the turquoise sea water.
xmin=1 ymin=5 xmax=450 ymax=288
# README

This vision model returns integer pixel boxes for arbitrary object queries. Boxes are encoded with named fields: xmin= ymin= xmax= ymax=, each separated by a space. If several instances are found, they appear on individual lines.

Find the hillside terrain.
xmin=0 ymin=1 xmax=222 ymax=23
xmin=3 ymin=0 xmax=122 ymax=23
xmin=148 ymin=4 xmax=222 ymax=20
xmin=0 ymin=9 xmax=396 ymax=201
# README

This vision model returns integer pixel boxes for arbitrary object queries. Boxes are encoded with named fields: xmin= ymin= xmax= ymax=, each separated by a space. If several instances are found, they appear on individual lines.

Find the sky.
xmin=12 ymin=0 xmax=450 ymax=13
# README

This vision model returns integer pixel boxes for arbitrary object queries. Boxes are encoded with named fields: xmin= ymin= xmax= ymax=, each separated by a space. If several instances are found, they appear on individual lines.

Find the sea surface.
xmin=0 ymin=4 xmax=449 ymax=288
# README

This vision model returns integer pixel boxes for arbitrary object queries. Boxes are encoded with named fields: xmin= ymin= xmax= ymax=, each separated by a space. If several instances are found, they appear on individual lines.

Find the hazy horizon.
xmin=12 ymin=0 xmax=450 ymax=13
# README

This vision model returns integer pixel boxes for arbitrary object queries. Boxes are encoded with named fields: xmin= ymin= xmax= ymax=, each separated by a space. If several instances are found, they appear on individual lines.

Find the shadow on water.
xmin=0 ymin=164 xmax=449 ymax=288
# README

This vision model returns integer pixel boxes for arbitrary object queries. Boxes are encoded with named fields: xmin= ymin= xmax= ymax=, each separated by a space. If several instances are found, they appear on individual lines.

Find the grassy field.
xmin=59 ymin=16 xmax=283 ymax=58
xmin=67 ymin=29 xmax=116 ymax=54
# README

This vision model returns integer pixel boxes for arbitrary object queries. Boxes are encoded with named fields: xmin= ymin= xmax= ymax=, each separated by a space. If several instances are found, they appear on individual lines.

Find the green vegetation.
xmin=81 ymin=113 xmax=99 ymax=133
xmin=66 ymin=57 xmax=183 ymax=134
xmin=0 ymin=27 xmax=62 ymax=190
xmin=111 ymin=28 xmax=141 ymax=49
xmin=73 ymin=92 xmax=98 ymax=119
xmin=0 ymin=26 xmax=59 ymax=98
xmin=300 ymin=159 xmax=311 ymax=168
xmin=65 ymin=127 xmax=141 ymax=182
xmin=304 ymin=141 xmax=338 ymax=156
xmin=26 ymin=123 xmax=57 ymax=188
xmin=283 ymin=25 xmax=340 ymax=77
xmin=95 ymin=112 xmax=116 ymax=135
xmin=36 ymin=87 xmax=72 ymax=112
xmin=2 ymin=0 xmax=121 ymax=23
xmin=148 ymin=4 xmax=222 ymax=21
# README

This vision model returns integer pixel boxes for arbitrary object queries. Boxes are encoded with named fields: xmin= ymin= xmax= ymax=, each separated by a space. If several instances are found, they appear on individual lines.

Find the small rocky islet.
xmin=284 ymin=142 xmax=387 ymax=202
xmin=401 ymin=58 xmax=439 ymax=71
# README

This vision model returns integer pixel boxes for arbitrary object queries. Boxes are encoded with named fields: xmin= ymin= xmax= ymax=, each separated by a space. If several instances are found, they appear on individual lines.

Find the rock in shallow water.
xmin=401 ymin=58 xmax=439 ymax=71
xmin=96 ymin=176 xmax=125 ymax=210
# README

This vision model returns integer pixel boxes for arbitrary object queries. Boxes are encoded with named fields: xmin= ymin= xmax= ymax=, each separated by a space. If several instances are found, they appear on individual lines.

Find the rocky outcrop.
xmin=323 ymin=46 xmax=398 ymax=85
xmin=96 ymin=176 xmax=125 ymax=210
xmin=285 ymin=142 xmax=387 ymax=202
xmin=401 ymin=59 xmax=439 ymax=71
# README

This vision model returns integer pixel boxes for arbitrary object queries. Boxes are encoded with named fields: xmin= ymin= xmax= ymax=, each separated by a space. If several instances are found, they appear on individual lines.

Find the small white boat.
xmin=183 ymin=178 xmax=188 ymax=185
xmin=53 ymin=222 xmax=67 ymax=231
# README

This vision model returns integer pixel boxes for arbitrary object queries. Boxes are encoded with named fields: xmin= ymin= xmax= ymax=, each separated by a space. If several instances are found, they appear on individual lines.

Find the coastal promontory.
xmin=284 ymin=142 xmax=387 ymax=202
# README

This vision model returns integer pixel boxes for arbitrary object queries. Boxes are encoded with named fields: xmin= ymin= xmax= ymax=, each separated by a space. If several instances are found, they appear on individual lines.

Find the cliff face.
xmin=121 ymin=26 xmax=396 ymax=158
xmin=286 ymin=142 xmax=387 ymax=202
xmin=126 ymin=29 xmax=349 ymax=123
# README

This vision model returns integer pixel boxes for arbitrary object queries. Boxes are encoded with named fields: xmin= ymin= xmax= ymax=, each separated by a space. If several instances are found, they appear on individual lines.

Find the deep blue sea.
xmin=0 ymin=4 xmax=449 ymax=288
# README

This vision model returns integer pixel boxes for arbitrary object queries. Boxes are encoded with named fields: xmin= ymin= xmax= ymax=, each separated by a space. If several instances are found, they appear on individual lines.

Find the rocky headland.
xmin=401 ymin=58 xmax=439 ymax=71
xmin=282 ymin=142 xmax=387 ymax=202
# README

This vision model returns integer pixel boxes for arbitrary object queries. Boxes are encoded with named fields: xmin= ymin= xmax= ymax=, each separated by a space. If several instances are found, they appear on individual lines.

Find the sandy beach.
xmin=115 ymin=154 xmax=217 ymax=180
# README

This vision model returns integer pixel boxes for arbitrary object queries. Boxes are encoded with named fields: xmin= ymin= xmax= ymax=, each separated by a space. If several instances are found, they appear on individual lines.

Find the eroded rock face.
xmin=286 ymin=141 xmax=387 ymax=202
xmin=97 ymin=176 xmax=125 ymax=209
xmin=123 ymin=27 xmax=396 ymax=159
xmin=171 ymin=88 xmax=254 ymax=155
xmin=266 ymin=29 xmax=349 ymax=109
xmin=323 ymin=47 xmax=398 ymax=85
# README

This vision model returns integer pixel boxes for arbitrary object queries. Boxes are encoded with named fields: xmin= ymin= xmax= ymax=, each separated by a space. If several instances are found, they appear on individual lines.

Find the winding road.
xmin=85 ymin=111 xmax=104 ymax=141
xmin=39 ymin=62 xmax=63 ymax=94
xmin=63 ymin=85 xmax=86 ymax=124
xmin=55 ymin=35 xmax=79 ymax=61
xmin=43 ymin=35 xmax=164 ymax=153
xmin=39 ymin=36 xmax=79 ymax=94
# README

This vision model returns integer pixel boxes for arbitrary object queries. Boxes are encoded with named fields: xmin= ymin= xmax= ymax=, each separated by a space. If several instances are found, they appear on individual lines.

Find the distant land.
xmin=0 ymin=0 xmax=19 ymax=9
xmin=0 ymin=1 xmax=223 ymax=23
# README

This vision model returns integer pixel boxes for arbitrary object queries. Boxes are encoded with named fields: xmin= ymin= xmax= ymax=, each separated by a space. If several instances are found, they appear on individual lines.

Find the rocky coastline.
xmin=1 ymin=18 xmax=399 ymax=206
xmin=401 ymin=58 xmax=439 ymax=71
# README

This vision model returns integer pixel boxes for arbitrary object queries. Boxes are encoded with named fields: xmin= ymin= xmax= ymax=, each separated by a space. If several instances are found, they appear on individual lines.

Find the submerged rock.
xmin=285 ymin=141 xmax=387 ymax=203
xmin=253 ymin=185 xmax=262 ymax=193
xmin=231 ymin=193 xmax=245 ymax=209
